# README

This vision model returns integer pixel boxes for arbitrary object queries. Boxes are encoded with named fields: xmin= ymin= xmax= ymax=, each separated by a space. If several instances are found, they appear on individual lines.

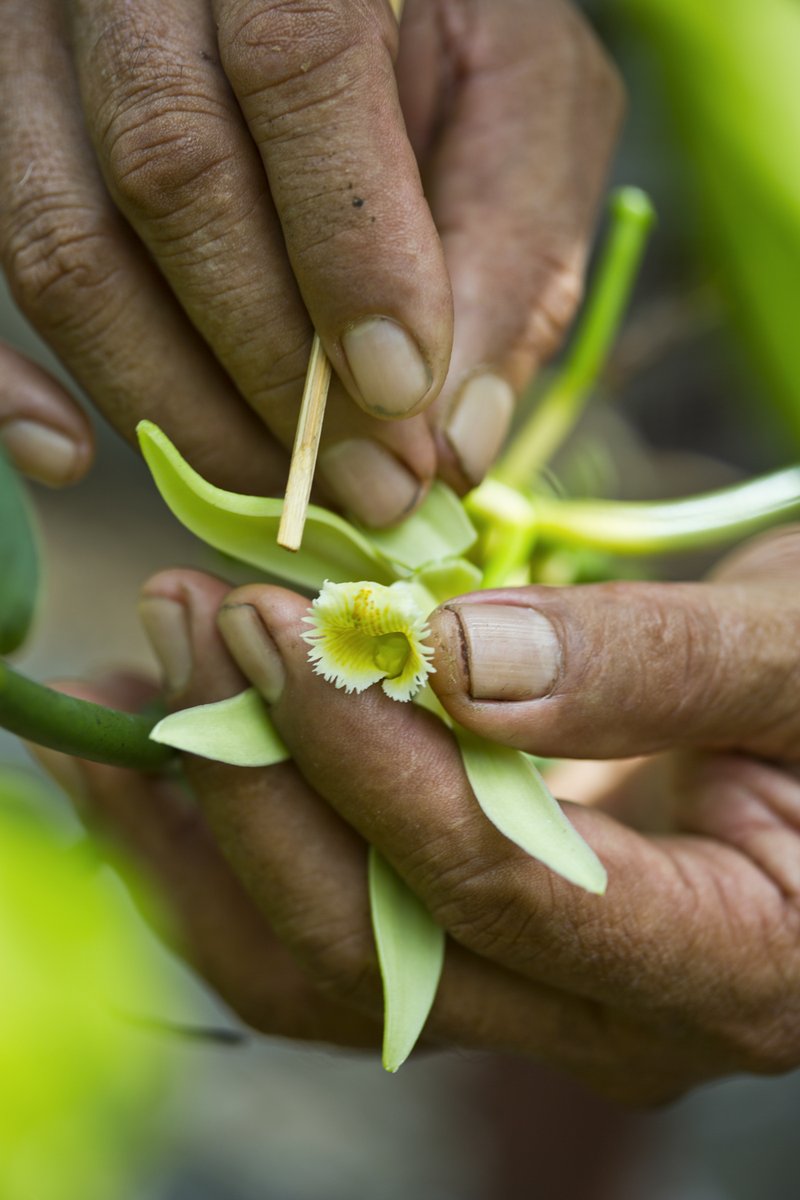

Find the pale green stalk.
xmin=496 ymin=187 xmax=656 ymax=488
xmin=532 ymin=466 xmax=800 ymax=554
xmin=464 ymin=479 xmax=539 ymax=588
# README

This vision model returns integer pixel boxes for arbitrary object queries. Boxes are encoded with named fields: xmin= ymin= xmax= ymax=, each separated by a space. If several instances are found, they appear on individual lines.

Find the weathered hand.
xmin=0 ymin=0 xmax=622 ymax=516
xmin=32 ymin=529 xmax=800 ymax=1103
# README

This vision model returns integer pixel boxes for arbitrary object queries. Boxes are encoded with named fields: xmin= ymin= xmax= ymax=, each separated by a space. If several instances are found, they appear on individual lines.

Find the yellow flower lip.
xmin=372 ymin=632 xmax=411 ymax=679
xmin=302 ymin=581 xmax=435 ymax=702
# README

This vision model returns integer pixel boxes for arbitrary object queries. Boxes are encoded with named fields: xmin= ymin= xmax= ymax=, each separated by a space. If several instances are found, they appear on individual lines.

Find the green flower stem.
xmin=0 ymin=661 xmax=172 ymax=770
xmin=465 ymin=478 xmax=537 ymax=529
xmin=495 ymin=187 xmax=656 ymax=488
xmin=465 ymin=479 xmax=539 ymax=586
xmin=480 ymin=523 xmax=537 ymax=589
xmin=533 ymin=466 xmax=800 ymax=554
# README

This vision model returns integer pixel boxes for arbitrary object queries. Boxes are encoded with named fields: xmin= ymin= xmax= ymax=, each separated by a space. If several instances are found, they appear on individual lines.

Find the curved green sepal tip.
xmin=456 ymin=732 xmax=607 ymax=895
xmin=150 ymin=688 xmax=289 ymax=767
xmin=0 ymin=447 xmax=40 ymax=655
xmin=136 ymin=421 xmax=396 ymax=591
xmin=368 ymin=847 xmax=445 ymax=1073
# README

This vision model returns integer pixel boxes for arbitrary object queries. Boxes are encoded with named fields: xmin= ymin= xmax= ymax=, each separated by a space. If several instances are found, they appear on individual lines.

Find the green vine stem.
xmin=495 ymin=187 xmax=656 ymax=489
xmin=0 ymin=662 xmax=171 ymax=770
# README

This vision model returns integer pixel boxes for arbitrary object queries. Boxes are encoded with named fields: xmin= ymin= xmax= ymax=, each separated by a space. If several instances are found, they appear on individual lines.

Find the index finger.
xmin=214 ymin=0 xmax=453 ymax=418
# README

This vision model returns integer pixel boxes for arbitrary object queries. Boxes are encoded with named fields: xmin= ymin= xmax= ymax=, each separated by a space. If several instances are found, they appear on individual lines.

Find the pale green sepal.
xmin=368 ymin=846 xmax=445 ymax=1073
xmin=137 ymin=421 xmax=396 ymax=591
xmin=413 ymin=684 xmax=452 ymax=724
xmin=150 ymin=688 xmax=290 ymax=767
xmin=358 ymin=482 xmax=477 ymax=570
xmin=456 ymin=731 xmax=607 ymax=895
xmin=413 ymin=558 xmax=483 ymax=605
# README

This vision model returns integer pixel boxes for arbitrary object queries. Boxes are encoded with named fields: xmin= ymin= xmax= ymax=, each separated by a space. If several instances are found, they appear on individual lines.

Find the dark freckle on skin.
xmin=352 ymin=197 xmax=365 ymax=208
xmin=370 ymin=216 xmax=375 ymax=223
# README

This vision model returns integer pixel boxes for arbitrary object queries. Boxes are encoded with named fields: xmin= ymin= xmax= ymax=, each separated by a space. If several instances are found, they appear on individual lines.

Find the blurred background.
xmin=2 ymin=0 xmax=800 ymax=1196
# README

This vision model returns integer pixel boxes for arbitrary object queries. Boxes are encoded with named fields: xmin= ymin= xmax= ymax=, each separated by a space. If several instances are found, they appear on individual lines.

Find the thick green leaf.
xmin=137 ymin=421 xmax=397 ymax=591
xmin=150 ymin=688 xmax=289 ymax=766
xmin=0 ymin=447 xmax=39 ymax=654
xmin=368 ymin=847 xmax=445 ymax=1073
xmin=358 ymin=481 xmax=477 ymax=570
xmin=456 ymin=731 xmax=607 ymax=895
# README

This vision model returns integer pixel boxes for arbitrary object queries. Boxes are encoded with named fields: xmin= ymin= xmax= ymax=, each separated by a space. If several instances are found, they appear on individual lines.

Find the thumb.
xmin=428 ymin=535 xmax=800 ymax=762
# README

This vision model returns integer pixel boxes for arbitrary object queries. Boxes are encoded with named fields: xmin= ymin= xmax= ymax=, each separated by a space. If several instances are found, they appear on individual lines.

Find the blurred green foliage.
xmin=0 ymin=768 xmax=170 ymax=1200
xmin=621 ymin=0 xmax=800 ymax=443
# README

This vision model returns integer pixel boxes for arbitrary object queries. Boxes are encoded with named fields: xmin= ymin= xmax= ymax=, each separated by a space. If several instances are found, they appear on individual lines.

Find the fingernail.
xmin=27 ymin=744 xmax=87 ymax=803
xmin=319 ymin=438 xmax=421 ymax=527
xmin=139 ymin=596 xmax=192 ymax=695
xmin=450 ymin=603 xmax=561 ymax=700
xmin=217 ymin=604 xmax=285 ymax=704
xmin=445 ymin=375 xmax=515 ymax=485
xmin=0 ymin=419 xmax=80 ymax=487
xmin=342 ymin=317 xmax=432 ymax=416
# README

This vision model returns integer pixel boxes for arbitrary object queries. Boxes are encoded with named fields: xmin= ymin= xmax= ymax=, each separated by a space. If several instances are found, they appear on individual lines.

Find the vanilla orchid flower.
xmin=302 ymin=580 xmax=434 ymax=702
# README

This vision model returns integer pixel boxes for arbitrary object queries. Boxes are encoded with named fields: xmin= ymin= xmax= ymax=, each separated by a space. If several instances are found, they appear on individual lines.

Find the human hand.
xmin=0 ymin=0 xmax=622 ymax=518
xmin=0 ymin=342 xmax=92 ymax=486
xmin=32 ymin=528 xmax=800 ymax=1102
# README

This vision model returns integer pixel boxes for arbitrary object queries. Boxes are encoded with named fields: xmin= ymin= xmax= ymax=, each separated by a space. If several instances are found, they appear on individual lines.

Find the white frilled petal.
xmin=302 ymin=581 xmax=435 ymax=702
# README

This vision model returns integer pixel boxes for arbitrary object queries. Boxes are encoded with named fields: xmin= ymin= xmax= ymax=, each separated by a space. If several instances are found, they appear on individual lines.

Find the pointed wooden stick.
xmin=277 ymin=333 xmax=331 ymax=550
xmin=277 ymin=0 xmax=405 ymax=553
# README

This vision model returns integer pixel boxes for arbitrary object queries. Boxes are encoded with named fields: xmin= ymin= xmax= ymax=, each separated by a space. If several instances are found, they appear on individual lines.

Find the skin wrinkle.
xmin=6 ymin=224 xmax=129 ymax=337
xmin=219 ymin=1 xmax=395 ymax=96
xmin=103 ymin=118 xmax=239 ymax=213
